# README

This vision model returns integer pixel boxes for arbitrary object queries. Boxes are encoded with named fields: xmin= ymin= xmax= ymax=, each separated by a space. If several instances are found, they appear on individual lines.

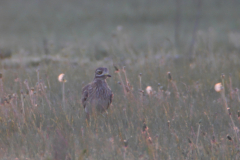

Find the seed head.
xmin=227 ymin=134 xmax=232 ymax=141
xmin=113 ymin=65 xmax=119 ymax=72
xmin=148 ymin=137 xmax=152 ymax=143
xmin=24 ymin=79 xmax=28 ymax=84
xmin=214 ymin=83 xmax=223 ymax=92
xmin=167 ymin=120 xmax=170 ymax=128
xmin=142 ymin=123 xmax=148 ymax=132
xmin=165 ymin=90 xmax=171 ymax=96
xmin=58 ymin=73 xmax=67 ymax=83
xmin=3 ymin=97 xmax=8 ymax=104
xmin=8 ymin=94 xmax=12 ymax=100
xmin=146 ymin=86 xmax=153 ymax=95
xmin=123 ymin=139 xmax=128 ymax=148
xmin=167 ymin=72 xmax=172 ymax=80
xmin=198 ymin=119 xmax=202 ymax=124
xmin=227 ymin=108 xmax=231 ymax=116
xmin=212 ymin=135 xmax=215 ymax=143
xmin=221 ymin=73 xmax=225 ymax=79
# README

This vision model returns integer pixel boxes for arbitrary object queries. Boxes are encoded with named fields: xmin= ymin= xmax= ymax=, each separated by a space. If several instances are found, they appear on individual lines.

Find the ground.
xmin=0 ymin=0 xmax=240 ymax=159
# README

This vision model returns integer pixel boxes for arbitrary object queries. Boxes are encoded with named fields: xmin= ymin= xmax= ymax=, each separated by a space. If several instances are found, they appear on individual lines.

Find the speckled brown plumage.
xmin=81 ymin=67 xmax=113 ymax=116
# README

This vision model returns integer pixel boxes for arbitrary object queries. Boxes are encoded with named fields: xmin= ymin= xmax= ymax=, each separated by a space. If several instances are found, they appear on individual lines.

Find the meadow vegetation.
xmin=0 ymin=0 xmax=240 ymax=159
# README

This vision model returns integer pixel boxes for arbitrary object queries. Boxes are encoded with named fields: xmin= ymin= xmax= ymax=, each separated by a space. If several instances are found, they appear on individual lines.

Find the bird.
xmin=81 ymin=67 xmax=113 ymax=119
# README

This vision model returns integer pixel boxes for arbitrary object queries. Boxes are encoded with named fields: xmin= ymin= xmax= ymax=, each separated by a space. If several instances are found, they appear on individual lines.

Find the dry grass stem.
xmin=0 ymin=1 xmax=239 ymax=159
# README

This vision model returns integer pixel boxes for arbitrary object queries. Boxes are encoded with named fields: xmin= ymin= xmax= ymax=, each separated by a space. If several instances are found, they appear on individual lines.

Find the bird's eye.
xmin=97 ymin=70 xmax=103 ymax=75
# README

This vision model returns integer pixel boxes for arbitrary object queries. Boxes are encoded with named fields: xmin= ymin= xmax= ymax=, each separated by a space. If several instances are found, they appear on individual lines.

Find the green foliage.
xmin=0 ymin=0 xmax=240 ymax=159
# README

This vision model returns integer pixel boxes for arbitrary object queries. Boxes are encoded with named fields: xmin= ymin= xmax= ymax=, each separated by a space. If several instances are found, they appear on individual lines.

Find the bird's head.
xmin=94 ymin=67 xmax=111 ymax=80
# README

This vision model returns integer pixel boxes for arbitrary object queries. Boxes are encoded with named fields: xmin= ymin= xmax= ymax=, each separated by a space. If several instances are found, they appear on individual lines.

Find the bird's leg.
xmin=105 ymin=110 xmax=108 ymax=115
xmin=101 ymin=110 xmax=108 ymax=117
xmin=86 ymin=113 xmax=90 ymax=121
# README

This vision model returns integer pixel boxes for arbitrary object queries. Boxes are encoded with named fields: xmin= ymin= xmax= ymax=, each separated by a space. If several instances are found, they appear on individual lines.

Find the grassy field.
xmin=0 ymin=0 xmax=240 ymax=159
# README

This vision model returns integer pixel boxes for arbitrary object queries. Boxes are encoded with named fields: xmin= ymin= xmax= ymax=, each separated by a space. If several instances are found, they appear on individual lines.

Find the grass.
xmin=0 ymin=0 xmax=240 ymax=159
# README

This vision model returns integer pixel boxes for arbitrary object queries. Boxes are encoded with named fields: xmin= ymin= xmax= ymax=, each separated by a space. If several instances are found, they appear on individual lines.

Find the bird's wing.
xmin=109 ymin=91 xmax=113 ymax=106
xmin=81 ymin=84 xmax=90 ymax=108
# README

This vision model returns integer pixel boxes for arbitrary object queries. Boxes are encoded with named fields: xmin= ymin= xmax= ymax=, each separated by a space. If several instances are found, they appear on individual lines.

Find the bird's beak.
xmin=105 ymin=73 xmax=111 ymax=77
